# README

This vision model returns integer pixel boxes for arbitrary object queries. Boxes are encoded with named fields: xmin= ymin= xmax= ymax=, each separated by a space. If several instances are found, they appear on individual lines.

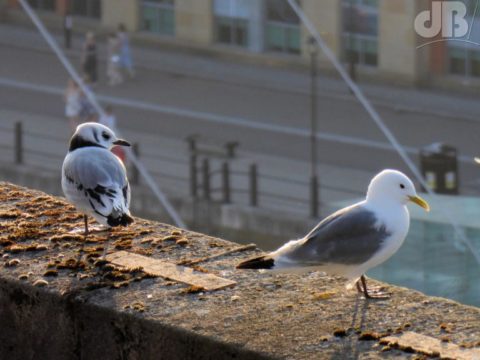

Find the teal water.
xmin=368 ymin=220 xmax=480 ymax=307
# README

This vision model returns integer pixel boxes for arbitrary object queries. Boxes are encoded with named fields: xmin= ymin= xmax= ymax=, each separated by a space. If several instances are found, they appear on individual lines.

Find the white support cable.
xmin=18 ymin=0 xmax=186 ymax=229
xmin=287 ymin=0 xmax=480 ymax=264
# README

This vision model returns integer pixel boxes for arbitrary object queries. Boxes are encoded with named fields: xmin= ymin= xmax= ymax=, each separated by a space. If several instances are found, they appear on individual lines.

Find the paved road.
xmin=1 ymin=24 xmax=480 ymax=195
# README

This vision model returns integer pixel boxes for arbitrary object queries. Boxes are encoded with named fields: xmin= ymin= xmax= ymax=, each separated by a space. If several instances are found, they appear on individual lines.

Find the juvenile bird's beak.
xmin=408 ymin=195 xmax=430 ymax=212
xmin=113 ymin=139 xmax=131 ymax=147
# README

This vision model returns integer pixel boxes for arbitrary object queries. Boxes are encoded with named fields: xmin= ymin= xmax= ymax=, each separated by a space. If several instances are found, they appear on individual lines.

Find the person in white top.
xmin=118 ymin=23 xmax=135 ymax=78
xmin=107 ymin=33 xmax=123 ymax=86
xmin=64 ymin=79 xmax=82 ymax=131
xmin=99 ymin=105 xmax=116 ymax=129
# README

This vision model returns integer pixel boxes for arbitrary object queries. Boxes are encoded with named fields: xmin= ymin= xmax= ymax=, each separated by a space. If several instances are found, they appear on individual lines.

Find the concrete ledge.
xmin=0 ymin=277 xmax=266 ymax=360
xmin=1 ymin=182 xmax=480 ymax=359
xmin=0 ymin=162 xmax=319 ymax=246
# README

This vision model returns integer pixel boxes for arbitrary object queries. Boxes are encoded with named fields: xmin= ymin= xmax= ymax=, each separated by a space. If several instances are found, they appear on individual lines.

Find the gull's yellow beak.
xmin=408 ymin=195 xmax=430 ymax=212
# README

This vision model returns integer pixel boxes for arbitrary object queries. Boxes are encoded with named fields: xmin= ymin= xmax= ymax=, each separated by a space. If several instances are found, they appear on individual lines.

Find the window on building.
xmin=214 ymin=0 xmax=250 ymax=47
xmin=215 ymin=16 xmax=248 ymax=46
xmin=142 ymin=0 xmax=175 ymax=35
xmin=27 ymin=0 xmax=55 ymax=11
xmin=447 ymin=0 xmax=480 ymax=78
xmin=342 ymin=0 xmax=379 ymax=66
xmin=265 ymin=0 xmax=300 ymax=54
xmin=466 ymin=0 xmax=480 ymax=17
xmin=449 ymin=47 xmax=480 ymax=77
xmin=71 ymin=0 xmax=101 ymax=19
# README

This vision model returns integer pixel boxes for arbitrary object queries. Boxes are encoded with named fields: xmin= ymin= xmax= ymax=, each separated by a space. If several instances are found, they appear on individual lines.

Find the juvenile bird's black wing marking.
xmin=86 ymin=188 xmax=105 ymax=207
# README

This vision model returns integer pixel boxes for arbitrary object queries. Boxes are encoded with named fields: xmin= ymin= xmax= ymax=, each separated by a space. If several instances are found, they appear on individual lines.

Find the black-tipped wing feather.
xmin=237 ymin=256 xmax=275 ymax=269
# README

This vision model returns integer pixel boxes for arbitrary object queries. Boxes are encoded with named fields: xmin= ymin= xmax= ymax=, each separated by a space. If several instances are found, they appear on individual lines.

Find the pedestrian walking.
xmin=64 ymin=79 xmax=81 ymax=131
xmin=78 ymin=75 xmax=98 ymax=123
xmin=117 ymin=23 xmax=135 ymax=78
xmin=99 ymin=105 xmax=116 ymax=129
xmin=63 ymin=12 xmax=73 ymax=49
xmin=81 ymin=31 xmax=98 ymax=84
xmin=107 ymin=33 xmax=123 ymax=86
xmin=99 ymin=105 xmax=127 ymax=163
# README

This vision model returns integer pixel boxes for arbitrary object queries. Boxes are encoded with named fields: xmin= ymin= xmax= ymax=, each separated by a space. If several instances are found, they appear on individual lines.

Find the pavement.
xmin=1 ymin=22 xmax=480 ymax=218
xmin=1 ymin=23 xmax=479 ymax=122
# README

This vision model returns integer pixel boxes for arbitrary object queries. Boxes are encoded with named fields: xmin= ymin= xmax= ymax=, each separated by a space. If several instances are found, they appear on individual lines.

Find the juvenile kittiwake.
xmin=62 ymin=122 xmax=133 ymax=234
xmin=237 ymin=169 xmax=430 ymax=299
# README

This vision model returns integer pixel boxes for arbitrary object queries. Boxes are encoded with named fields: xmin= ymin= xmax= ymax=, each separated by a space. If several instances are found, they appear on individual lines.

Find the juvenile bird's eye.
xmin=400 ymin=184 xmax=405 ymax=189
xmin=102 ymin=132 xmax=111 ymax=140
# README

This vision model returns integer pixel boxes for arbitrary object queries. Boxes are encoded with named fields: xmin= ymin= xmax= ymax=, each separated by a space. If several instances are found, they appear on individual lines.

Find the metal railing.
xmin=1 ymin=120 xmax=364 ymax=218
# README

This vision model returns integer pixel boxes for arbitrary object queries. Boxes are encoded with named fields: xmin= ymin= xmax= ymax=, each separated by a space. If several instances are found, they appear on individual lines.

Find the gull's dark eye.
xmin=400 ymin=184 xmax=405 ymax=189
xmin=102 ymin=132 xmax=111 ymax=140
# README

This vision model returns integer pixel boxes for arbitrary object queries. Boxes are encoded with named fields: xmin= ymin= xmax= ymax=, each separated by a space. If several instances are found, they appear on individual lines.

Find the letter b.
xmin=442 ymin=1 xmax=468 ymax=38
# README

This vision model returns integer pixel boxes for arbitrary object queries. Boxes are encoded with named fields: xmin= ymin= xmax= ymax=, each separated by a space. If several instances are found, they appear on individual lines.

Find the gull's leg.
xmin=356 ymin=280 xmax=363 ymax=293
xmin=84 ymin=215 xmax=89 ymax=236
xmin=101 ymin=229 xmax=111 ymax=260
xmin=81 ymin=218 xmax=108 ymax=234
xmin=360 ymin=275 xmax=370 ymax=297
xmin=361 ymin=275 xmax=390 ymax=300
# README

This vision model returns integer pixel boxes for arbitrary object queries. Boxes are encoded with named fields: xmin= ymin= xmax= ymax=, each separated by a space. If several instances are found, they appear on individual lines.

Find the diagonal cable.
xmin=18 ymin=0 xmax=186 ymax=229
xmin=287 ymin=0 xmax=480 ymax=265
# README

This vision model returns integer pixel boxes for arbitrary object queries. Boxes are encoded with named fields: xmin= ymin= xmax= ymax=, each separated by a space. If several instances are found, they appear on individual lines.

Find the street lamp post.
xmin=308 ymin=36 xmax=319 ymax=218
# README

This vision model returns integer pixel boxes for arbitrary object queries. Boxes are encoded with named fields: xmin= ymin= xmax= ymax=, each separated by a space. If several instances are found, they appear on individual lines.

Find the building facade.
xmin=5 ymin=0 xmax=480 ymax=88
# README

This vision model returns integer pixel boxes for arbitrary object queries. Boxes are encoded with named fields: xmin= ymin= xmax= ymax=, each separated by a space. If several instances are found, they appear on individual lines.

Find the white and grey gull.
xmin=62 ymin=122 xmax=133 ymax=235
xmin=237 ymin=169 xmax=430 ymax=299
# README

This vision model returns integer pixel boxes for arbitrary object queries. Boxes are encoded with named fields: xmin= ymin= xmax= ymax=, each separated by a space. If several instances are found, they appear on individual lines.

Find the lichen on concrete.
xmin=0 ymin=182 xmax=479 ymax=359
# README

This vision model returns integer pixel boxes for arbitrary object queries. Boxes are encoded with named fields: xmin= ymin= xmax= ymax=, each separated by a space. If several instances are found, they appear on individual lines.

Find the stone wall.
xmin=0 ymin=182 xmax=479 ymax=359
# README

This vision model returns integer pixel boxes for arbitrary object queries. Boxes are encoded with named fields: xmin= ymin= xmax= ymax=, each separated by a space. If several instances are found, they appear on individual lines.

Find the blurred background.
xmin=0 ymin=0 xmax=479 ymax=306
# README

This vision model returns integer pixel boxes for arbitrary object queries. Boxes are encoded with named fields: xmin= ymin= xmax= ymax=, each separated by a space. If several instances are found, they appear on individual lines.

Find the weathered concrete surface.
xmin=0 ymin=161 xmax=319 ymax=248
xmin=0 ymin=182 xmax=479 ymax=360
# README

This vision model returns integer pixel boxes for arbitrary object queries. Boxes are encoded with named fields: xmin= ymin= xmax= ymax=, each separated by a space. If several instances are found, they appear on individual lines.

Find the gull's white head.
xmin=366 ymin=169 xmax=430 ymax=211
xmin=69 ymin=122 xmax=130 ymax=151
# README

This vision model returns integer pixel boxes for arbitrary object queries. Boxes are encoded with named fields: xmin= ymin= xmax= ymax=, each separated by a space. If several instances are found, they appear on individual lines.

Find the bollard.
xmin=249 ymin=164 xmax=258 ymax=207
xmin=310 ymin=175 xmax=319 ymax=218
xmin=131 ymin=143 xmax=140 ymax=185
xmin=222 ymin=162 xmax=230 ymax=203
xmin=202 ymin=158 xmax=210 ymax=200
xmin=190 ymin=154 xmax=198 ymax=198
xmin=14 ymin=122 xmax=23 ymax=165
xmin=225 ymin=141 xmax=239 ymax=158
xmin=186 ymin=135 xmax=197 ymax=153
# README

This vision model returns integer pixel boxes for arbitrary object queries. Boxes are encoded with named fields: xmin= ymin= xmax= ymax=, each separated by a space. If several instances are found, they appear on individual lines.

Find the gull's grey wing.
xmin=282 ymin=204 xmax=390 ymax=266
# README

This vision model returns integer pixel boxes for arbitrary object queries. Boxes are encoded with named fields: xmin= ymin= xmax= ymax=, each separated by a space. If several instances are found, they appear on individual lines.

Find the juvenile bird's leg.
xmin=359 ymin=275 xmax=390 ymax=300
xmin=84 ymin=215 xmax=89 ymax=236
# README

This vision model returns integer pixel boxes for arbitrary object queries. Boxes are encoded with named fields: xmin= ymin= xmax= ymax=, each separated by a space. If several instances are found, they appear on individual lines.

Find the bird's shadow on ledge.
xmin=330 ymin=294 xmax=371 ymax=360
